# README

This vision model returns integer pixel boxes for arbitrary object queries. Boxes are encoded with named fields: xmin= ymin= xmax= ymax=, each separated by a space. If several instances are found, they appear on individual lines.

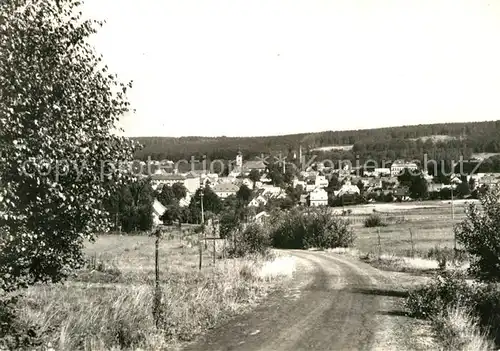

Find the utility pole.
xmin=199 ymin=184 xmax=204 ymax=270
xmin=451 ymin=187 xmax=456 ymax=251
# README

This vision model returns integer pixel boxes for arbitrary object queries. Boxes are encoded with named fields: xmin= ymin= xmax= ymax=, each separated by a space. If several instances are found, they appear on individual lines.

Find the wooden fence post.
xmin=409 ymin=228 xmax=415 ymax=258
xmin=377 ymin=228 xmax=382 ymax=260
xmin=152 ymin=227 xmax=162 ymax=329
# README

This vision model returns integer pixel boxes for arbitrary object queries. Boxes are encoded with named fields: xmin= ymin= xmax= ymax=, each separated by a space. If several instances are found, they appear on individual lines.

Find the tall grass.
xmin=13 ymin=237 xmax=296 ymax=350
xmin=433 ymin=305 xmax=495 ymax=351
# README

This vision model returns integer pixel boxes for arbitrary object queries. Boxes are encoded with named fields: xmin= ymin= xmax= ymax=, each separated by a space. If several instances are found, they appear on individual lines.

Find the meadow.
xmin=337 ymin=200 xmax=471 ymax=257
xmin=15 ymin=232 xmax=296 ymax=350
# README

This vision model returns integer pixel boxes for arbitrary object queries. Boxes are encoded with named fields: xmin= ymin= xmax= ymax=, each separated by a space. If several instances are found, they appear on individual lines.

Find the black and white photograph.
xmin=1 ymin=0 xmax=500 ymax=350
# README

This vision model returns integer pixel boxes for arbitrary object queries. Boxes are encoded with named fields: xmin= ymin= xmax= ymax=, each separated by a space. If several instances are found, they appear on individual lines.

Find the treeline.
xmin=132 ymin=121 xmax=500 ymax=164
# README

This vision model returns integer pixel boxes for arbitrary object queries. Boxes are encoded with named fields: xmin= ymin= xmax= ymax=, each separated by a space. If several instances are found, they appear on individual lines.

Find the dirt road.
xmin=183 ymin=250 xmax=435 ymax=351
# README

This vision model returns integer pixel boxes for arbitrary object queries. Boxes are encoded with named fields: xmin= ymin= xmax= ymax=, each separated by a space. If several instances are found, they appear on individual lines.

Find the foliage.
xmin=405 ymin=271 xmax=475 ymax=319
xmin=405 ymin=272 xmax=500 ymax=345
xmin=156 ymin=185 xmax=176 ymax=206
xmin=0 ymin=296 xmax=44 ymax=350
xmin=270 ymin=207 xmax=355 ymax=249
xmin=363 ymin=214 xmax=386 ymax=228
xmin=160 ymin=204 xmax=181 ymax=226
xmin=105 ymin=179 xmax=154 ymax=232
xmin=0 ymin=0 xmax=139 ymax=292
xmin=171 ymin=182 xmax=187 ymax=201
xmin=188 ymin=185 xmax=222 ymax=223
xmin=236 ymin=184 xmax=252 ymax=204
xmin=456 ymin=178 xmax=471 ymax=198
xmin=455 ymin=187 xmax=500 ymax=282
xmin=132 ymin=121 xmax=500 ymax=168
xmin=228 ymin=223 xmax=270 ymax=258
xmin=248 ymin=169 xmax=261 ymax=187
xmin=409 ymin=175 xmax=428 ymax=199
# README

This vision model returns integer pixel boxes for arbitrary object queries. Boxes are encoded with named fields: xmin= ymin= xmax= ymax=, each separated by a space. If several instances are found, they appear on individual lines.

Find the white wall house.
xmin=390 ymin=160 xmax=419 ymax=177
xmin=309 ymin=188 xmax=328 ymax=206
xmin=213 ymin=183 xmax=239 ymax=199
xmin=315 ymin=175 xmax=329 ymax=188
xmin=150 ymin=173 xmax=186 ymax=190
xmin=248 ymin=195 xmax=268 ymax=207
xmin=152 ymin=199 xmax=167 ymax=226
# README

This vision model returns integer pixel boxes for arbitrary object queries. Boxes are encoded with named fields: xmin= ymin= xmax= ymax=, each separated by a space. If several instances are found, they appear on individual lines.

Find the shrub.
xmin=363 ymin=214 xmax=386 ymax=228
xmin=270 ymin=207 xmax=355 ymax=249
xmin=455 ymin=187 xmax=500 ymax=282
xmin=406 ymin=272 xmax=500 ymax=346
xmin=405 ymin=271 xmax=475 ymax=319
xmin=0 ymin=296 xmax=44 ymax=350
xmin=228 ymin=223 xmax=270 ymax=258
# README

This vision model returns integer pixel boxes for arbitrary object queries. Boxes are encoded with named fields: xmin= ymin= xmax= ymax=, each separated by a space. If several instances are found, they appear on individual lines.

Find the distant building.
xmin=309 ymin=188 xmax=328 ymax=207
xmin=374 ymin=168 xmax=391 ymax=176
xmin=150 ymin=173 xmax=186 ymax=190
xmin=390 ymin=160 xmax=419 ymax=177
xmin=335 ymin=179 xmax=360 ymax=197
xmin=236 ymin=151 xmax=243 ymax=168
xmin=213 ymin=183 xmax=239 ymax=199
xmin=248 ymin=195 xmax=268 ymax=207
xmin=315 ymin=175 xmax=329 ymax=188
xmin=184 ymin=172 xmax=202 ymax=194
xmin=242 ymin=160 xmax=267 ymax=173
xmin=152 ymin=199 xmax=167 ymax=226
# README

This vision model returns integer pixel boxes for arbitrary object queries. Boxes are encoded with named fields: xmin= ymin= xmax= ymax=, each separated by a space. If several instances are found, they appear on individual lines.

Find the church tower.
xmin=236 ymin=149 xmax=243 ymax=168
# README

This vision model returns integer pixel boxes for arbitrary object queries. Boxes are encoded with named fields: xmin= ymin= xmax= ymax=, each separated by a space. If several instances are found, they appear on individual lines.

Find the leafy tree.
xmin=172 ymin=182 xmax=187 ymax=201
xmin=409 ymin=175 xmax=428 ymax=200
xmin=157 ymin=184 xmax=176 ymax=206
xmin=455 ymin=188 xmax=500 ymax=282
xmin=356 ymin=180 xmax=364 ymax=193
xmin=283 ymin=165 xmax=295 ymax=185
xmin=325 ymin=175 xmax=340 ymax=192
xmin=236 ymin=184 xmax=252 ymax=204
xmin=248 ymin=169 xmax=261 ymax=188
xmin=468 ymin=177 xmax=476 ymax=191
xmin=286 ymin=184 xmax=305 ymax=205
xmin=0 ymin=0 xmax=138 ymax=292
xmin=456 ymin=178 xmax=471 ymax=198
xmin=160 ymin=204 xmax=181 ymax=225
xmin=119 ymin=179 xmax=154 ymax=232
xmin=189 ymin=185 xmax=222 ymax=223
xmin=397 ymin=168 xmax=415 ymax=187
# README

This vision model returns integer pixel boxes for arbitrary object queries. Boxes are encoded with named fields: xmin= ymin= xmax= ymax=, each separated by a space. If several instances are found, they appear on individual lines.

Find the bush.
xmin=455 ymin=187 xmax=500 ymax=282
xmin=228 ymin=223 xmax=270 ymax=258
xmin=0 ymin=296 xmax=44 ymax=350
xmin=405 ymin=271 xmax=475 ymax=319
xmin=364 ymin=214 xmax=386 ymax=228
xmin=270 ymin=207 xmax=355 ymax=249
xmin=405 ymin=272 xmax=500 ymax=346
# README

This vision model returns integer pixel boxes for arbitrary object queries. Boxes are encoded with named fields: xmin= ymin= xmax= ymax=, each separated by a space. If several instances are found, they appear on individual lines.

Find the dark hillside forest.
xmin=132 ymin=121 xmax=500 ymax=169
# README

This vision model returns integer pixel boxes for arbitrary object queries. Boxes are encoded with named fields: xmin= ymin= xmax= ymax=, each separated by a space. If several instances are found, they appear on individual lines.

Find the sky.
xmin=82 ymin=0 xmax=500 ymax=138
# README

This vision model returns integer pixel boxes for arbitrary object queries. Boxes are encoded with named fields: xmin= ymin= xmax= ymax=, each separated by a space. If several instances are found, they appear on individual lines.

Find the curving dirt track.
xmin=182 ymin=250 xmax=435 ymax=351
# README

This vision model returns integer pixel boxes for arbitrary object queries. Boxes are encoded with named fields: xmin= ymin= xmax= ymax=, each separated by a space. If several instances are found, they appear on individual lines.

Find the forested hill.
xmin=132 ymin=120 xmax=500 ymax=164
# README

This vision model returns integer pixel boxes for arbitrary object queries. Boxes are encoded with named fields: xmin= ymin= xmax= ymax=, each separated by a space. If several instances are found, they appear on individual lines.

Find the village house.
xmin=212 ymin=183 xmax=239 ymax=199
xmin=248 ymin=195 xmax=268 ymax=208
xmin=150 ymin=173 xmax=186 ymax=190
xmin=390 ymin=160 xmax=419 ymax=177
xmin=260 ymin=184 xmax=283 ymax=198
xmin=334 ymin=179 xmax=360 ymax=198
xmin=308 ymin=188 xmax=328 ymax=207
xmin=184 ymin=172 xmax=202 ymax=194
xmin=315 ymin=175 xmax=329 ymax=188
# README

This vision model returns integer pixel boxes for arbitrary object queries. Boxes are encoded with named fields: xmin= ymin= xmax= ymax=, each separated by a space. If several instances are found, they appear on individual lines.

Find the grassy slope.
xmin=16 ymin=234 xmax=296 ymax=350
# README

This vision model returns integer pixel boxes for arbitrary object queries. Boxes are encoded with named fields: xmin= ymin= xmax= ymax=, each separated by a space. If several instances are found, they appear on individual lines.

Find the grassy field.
xmin=16 ymin=233 xmax=296 ymax=350
xmin=347 ymin=200 xmax=472 ymax=257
